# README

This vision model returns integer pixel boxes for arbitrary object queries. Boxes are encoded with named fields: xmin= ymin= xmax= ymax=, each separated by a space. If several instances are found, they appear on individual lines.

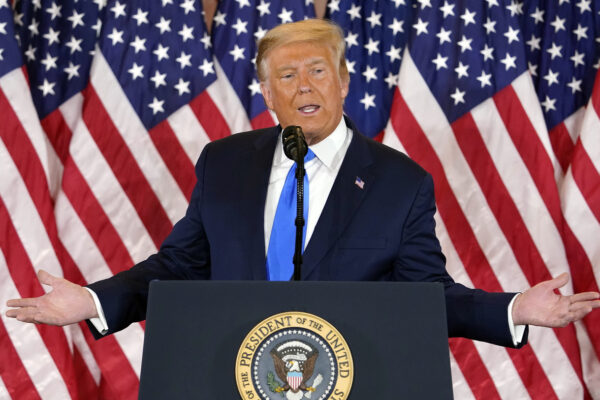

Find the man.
xmin=6 ymin=19 xmax=599 ymax=345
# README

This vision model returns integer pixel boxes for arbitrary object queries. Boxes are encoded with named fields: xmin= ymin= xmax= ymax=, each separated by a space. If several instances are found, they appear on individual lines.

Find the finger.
xmin=38 ymin=269 xmax=60 ymax=286
xmin=547 ymin=272 xmax=569 ymax=290
xmin=568 ymin=291 xmax=600 ymax=304
xmin=6 ymin=308 xmax=18 ymax=318
xmin=585 ymin=299 xmax=600 ymax=310
xmin=6 ymin=297 xmax=39 ymax=308
xmin=567 ymin=300 xmax=600 ymax=321
xmin=8 ymin=307 xmax=38 ymax=323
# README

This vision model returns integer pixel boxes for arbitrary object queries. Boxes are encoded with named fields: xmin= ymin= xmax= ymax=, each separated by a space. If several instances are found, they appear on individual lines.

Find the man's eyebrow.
xmin=305 ymin=57 xmax=327 ymax=66
xmin=275 ymin=58 xmax=327 ymax=73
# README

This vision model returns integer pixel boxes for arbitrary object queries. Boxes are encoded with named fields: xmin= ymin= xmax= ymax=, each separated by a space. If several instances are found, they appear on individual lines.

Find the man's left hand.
xmin=512 ymin=272 xmax=600 ymax=327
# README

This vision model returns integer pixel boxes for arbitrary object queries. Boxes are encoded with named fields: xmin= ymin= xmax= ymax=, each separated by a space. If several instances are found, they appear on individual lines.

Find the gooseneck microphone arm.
xmin=281 ymin=126 xmax=308 ymax=281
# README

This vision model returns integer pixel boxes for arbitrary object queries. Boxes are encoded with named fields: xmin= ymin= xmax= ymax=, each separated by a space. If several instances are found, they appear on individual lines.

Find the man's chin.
xmin=303 ymin=129 xmax=331 ymax=145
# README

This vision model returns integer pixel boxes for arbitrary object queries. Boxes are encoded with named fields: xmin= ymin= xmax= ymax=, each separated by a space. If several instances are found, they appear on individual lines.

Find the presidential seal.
xmin=235 ymin=312 xmax=353 ymax=400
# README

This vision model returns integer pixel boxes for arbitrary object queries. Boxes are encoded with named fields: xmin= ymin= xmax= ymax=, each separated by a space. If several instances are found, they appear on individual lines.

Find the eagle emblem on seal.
xmin=268 ymin=340 xmax=322 ymax=399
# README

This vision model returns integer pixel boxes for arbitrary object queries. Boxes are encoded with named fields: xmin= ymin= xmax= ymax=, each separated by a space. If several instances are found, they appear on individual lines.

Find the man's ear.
xmin=260 ymin=82 xmax=274 ymax=110
xmin=340 ymin=73 xmax=350 ymax=100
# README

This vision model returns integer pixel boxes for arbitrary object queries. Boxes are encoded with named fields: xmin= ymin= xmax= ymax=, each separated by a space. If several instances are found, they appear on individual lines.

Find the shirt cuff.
xmin=508 ymin=293 xmax=526 ymax=346
xmin=84 ymin=287 xmax=109 ymax=335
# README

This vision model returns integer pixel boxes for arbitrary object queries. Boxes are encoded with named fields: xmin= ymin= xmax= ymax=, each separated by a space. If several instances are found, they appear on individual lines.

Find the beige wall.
xmin=201 ymin=0 xmax=328 ymax=32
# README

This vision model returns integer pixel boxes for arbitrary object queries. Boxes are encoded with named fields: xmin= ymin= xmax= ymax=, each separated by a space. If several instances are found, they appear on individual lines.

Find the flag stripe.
xmin=54 ymin=196 xmax=142 ymax=393
xmin=496 ymin=84 xmax=599 ymax=291
xmin=549 ymin=122 xmax=575 ymax=173
xmin=1 ymin=85 xmax=138 ymax=387
xmin=59 ymin=93 xmax=158 ymax=262
xmin=166 ymin=104 xmax=212 ymax=164
xmin=449 ymin=339 xmax=502 ymax=400
xmin=71 ymin=346 xmax=99 ymax=400
xmin=438 ymin=215 xmax=530 ymax=398
xmin=0 ymin=70 xmax=60 ymax=190
xmin=391 ymin=90 xmax=495 ymax=287
xmin=448 ymin=352 xmax=476 ymax=400
xmin=451 ymin=112 xmax=551 ymax=283
xmin=391 ymin=76 xmax=560 ymax=398
xmin=79 ymin=323 xmax=139 ymax=399
xmin=501 ymin=80 xmax=600 ymax=367
xmin=570 ymin=143 xmax=600 ymax=224
xmin=563 ymin=108 xmax=586 ymax=145
xmin=0 ymin=92 xmax=106 ymax=398
xmin=54 ymin=191 xmax=146 ymax=381
xmin=0 ymin=196 xmax=75 ymax=399
xmin=251 ymin=109 xmax=277 ymax=130
xmin=209 ymin=60 xmax=252 ymax=134
xmin=49 ymin=92 xmax=150 ymax=390
xmin=0 ymin=304 xmax=40 ymax=399
xmin=454 ymin=105 xmax=589 ymax=398
xmin=390 ymin=89 xmax=532 ymax=397
xmin=89 ymin=52 xmax=189 ymax=224
xmin=1 ymin=89 xmax=109 ymax=286
xmin=0 ymin=329 xmax=40 ymax=399
xmin=148 ymin=120 xmax=197 ymax=200
xmin=60 ymin=158 xmax=135 ymax=273
xmin=574 ymin=319 xmax=600 ymax=399
xmin=560 ymin=171 xmax=600 ymax=286
xmin=188 ymin=90 xmax=234 ymax=141
xmin=473 ymin=91 xmax=569 ymax=281
xmin=81 ymin=84 xmax=173 ymax=248
xmin=70 ymin=325 xmax=101 ymax=386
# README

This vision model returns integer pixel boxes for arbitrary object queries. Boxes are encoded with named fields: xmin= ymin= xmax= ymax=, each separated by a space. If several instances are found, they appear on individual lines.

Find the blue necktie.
xmin=267 ymin=149 xmax=316 ymax=280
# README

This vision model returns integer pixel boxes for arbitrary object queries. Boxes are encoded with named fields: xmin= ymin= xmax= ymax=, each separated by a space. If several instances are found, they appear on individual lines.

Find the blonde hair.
xmin=256 ymin=19 xmax=348 ymax=82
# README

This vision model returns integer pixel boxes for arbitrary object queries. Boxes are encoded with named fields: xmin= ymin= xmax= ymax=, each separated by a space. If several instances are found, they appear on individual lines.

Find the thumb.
xmin=547 ymin=272 xmax=569 ymax=290
xmin=37 ymin=269 xmax=60 ymax=287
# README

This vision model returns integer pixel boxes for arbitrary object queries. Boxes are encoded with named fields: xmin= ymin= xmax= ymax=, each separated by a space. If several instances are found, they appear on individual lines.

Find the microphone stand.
xmin=282 ymin=125 xmax=307 ymax=281
xmin=293 ymin=136 xmax=305 ymax=281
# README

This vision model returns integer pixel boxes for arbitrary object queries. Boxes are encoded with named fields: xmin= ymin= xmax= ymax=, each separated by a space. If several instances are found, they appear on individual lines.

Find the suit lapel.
xmin=239 ymin=127 xmax=280 ymax=280
xmin=302 ymin=121 xmax=375 ymax=278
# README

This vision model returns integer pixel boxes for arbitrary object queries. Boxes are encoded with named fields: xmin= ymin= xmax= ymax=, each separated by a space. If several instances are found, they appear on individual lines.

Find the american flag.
xmin=2 ymin=0 xmax=219 ymax=398
xmin=0 ymin=0 xmax=599 ymax=399
xmin=329 ymin=0 xmax=600 ymax=398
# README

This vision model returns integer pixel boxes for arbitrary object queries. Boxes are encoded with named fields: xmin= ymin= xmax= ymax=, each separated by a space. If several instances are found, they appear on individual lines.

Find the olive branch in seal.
xmin=266 ymin=371 xmax=285 ymax=397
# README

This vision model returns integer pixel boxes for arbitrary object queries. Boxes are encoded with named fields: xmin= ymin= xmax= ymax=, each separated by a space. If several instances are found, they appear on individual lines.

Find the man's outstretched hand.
xmin=5 ymin=270 xmax=98 ymax=326
xmin=512 ymin=272 xmax=600 ymax=327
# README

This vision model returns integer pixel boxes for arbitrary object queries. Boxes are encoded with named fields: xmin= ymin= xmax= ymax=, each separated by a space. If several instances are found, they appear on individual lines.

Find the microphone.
xmin=282 ymin=126 xmax=308 ymax=162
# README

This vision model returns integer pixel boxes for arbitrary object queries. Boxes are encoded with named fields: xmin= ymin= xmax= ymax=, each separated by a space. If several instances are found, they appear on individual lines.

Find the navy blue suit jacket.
xmin=88 ymin=117 xmax=527 ymax=347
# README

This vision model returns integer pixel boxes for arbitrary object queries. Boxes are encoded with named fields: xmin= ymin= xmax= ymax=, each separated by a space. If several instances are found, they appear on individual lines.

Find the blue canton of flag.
xmin=14 ymin=0 xmax=102 ymax=118
xmin=408 ymin=0 xmax=528 ymax=123
xmin=0 ymin=0 xmax=23 ymax=78
xmin=99 ymin=0 xmax=216 ymax=129
xmin=328 ymin=0 xmax=411 ymax=138
xmin=520 ymin=0 xmax=600 ymax=130
xmin=212 ymin=0 xmax=315 ymax=124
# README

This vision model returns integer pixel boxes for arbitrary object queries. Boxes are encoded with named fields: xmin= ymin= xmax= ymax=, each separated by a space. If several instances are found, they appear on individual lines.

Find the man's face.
xmin=260 ymin=41 xmax=349 ymax=145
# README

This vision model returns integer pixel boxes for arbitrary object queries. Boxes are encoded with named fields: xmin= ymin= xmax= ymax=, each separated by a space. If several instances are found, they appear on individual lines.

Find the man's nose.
xmin=298 ymin=73 xmax=312 ymax=94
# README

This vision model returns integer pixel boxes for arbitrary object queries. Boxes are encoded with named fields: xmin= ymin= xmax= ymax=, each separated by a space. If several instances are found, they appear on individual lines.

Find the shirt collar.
xmin=274 ymin=116 xmax=349 ymax=169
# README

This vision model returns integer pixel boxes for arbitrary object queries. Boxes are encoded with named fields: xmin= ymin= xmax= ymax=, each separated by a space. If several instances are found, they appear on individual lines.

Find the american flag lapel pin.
xmin=354 ymin=176 xmax=365 ymax=189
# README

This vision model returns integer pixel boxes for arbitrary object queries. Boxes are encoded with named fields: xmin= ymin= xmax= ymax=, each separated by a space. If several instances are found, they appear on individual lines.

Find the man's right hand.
xmin=5 ymin=270 xmax=98 ymax=326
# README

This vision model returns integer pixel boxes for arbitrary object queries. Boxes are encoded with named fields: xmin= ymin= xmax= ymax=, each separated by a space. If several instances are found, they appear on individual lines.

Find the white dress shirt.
xmin=264 ymin=117 xmax=351 ymax=253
